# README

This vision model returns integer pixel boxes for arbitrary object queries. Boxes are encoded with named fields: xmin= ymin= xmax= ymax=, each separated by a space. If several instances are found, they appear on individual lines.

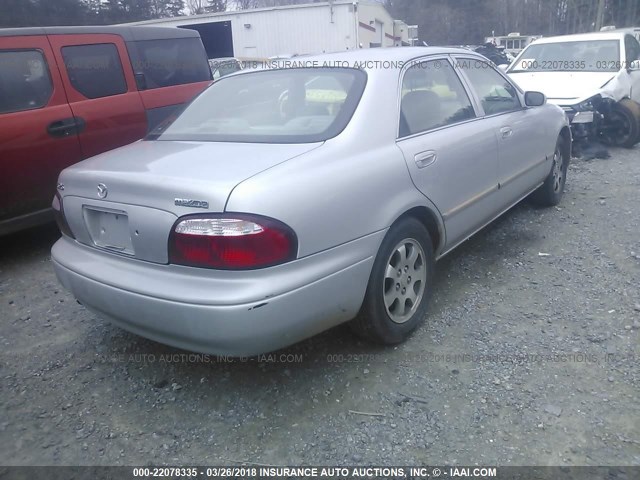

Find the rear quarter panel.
xmin=225 ymin=68 xmax=444 ymax=259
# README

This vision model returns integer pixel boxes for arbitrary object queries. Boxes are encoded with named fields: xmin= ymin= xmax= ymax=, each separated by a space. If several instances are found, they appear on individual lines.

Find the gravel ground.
xmin=1 ymin=146 xmax=639 ymax=467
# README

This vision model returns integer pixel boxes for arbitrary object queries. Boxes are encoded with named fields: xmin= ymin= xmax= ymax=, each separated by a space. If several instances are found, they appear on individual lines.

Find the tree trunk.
xmin=594 ymin=0 xmax=605 ymax=30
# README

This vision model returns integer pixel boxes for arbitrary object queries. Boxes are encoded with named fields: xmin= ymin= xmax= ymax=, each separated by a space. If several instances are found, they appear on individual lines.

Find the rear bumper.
xmin=51 ymin=233 xmax=383 ymax=356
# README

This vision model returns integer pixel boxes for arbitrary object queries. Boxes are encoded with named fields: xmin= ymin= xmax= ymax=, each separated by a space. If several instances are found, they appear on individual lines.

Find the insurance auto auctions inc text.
xmin=252 ymin=466 xmax=497 ymax=478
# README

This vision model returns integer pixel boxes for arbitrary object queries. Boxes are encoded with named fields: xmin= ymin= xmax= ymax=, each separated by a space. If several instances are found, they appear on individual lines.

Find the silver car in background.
xmin=52 ymin=48 xmax=570 ymax=356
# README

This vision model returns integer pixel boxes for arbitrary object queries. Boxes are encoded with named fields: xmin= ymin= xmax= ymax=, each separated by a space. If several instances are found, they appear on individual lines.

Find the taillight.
xmin=52 ymin=193 xmax=75 ymax=239
xmin=168 ymin=214 xmax=297 ymax=270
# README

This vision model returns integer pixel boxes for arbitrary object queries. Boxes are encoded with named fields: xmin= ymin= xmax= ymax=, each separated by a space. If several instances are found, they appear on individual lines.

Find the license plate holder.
xmin=83 ymin=207 xmax=134 ymax=255
xmin=571 ymin=111 xmax=594 ymax=124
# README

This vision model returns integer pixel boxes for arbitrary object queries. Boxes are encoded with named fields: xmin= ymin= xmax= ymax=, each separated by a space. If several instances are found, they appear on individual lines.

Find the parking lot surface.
xmin=1 ymin=147 xmax=639 ymax=466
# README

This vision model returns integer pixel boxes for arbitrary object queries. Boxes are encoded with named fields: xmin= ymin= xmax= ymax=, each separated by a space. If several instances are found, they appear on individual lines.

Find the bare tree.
xmin=235 ymin=0 xmax=258 ymax=8
xmin=187 ymin=0 xmax=207 ymax=14
xmin=207 ymin=0 xmax=227 ymax=12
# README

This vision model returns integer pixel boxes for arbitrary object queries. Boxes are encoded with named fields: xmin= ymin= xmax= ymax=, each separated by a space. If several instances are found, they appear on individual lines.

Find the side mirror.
xmin=525 ymin=91 xmax=546 ymax=107
xmin=629 ymin=59 xmax=640 ymax=71
xmin=497 ymin=64 xmax=509 ymax=72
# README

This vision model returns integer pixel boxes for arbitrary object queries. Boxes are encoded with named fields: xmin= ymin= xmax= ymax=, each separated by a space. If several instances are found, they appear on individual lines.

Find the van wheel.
xmin=530 ymin=136 xmax=569 ymax=207
xmin=600 ymin=98 xmax=640 ymax=148
xmin=351 ymin=217 xmax=435 ymax=344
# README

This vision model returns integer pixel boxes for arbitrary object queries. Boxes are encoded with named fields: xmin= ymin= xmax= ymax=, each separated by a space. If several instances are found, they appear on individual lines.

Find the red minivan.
xmin=0 ymin=26 xmax=212 ymax=235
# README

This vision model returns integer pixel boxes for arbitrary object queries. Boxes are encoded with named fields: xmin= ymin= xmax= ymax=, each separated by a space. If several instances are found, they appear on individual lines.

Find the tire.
xmin=530 ymin=135 xmax=569 ymax=207
xmin=351 ymin=217 xmax=435 ymax=345
xmin=600 ymin=98 xmax=640 ymax=148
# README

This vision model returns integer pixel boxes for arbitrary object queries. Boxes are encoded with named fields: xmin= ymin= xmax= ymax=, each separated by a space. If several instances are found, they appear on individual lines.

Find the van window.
xmin=0 ymin=50 xmax=53 ymax=114
xmin=62 ymin=43 xmax=128 ymax=99
xmin=131 ymin=38 xmax=212 ymax=89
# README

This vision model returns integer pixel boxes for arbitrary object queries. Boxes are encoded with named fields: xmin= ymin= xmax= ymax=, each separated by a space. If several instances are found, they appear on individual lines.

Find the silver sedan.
xmin=52 ymin=48 xmax=571 ymax=356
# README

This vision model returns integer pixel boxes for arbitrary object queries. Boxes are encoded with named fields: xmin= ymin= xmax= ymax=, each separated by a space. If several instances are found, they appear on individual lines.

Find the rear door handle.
xmin=415 ymin=150 xmax=437 ymax=168
xmin=500 ymin=126 xmax=513 ymax=139
xmin=47 ymin=117 xmax=85 ymax=138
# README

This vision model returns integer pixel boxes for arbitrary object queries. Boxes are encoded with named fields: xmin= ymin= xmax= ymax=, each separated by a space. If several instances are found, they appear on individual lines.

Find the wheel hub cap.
xmin=383 ymin=239 xmax=427 ymax=324
xmin=552 ymin=148 xmax=564 ymax=193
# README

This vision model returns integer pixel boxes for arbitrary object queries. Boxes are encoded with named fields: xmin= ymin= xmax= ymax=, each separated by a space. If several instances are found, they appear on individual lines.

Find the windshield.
xmin=152 ymin=67 xmax=367 ymax=143
xmin=510 ymin=39 xmax=621 ymax=72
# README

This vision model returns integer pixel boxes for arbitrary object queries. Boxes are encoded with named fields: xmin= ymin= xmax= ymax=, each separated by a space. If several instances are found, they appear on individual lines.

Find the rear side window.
xmin=400 ymin=59 xmax=475 ymax=137
xmin=458 ymin=59 xmax=521 ymax=115
xmin=62 ymin=43 xmax=127 ymax=99
xmin=210 ymin=59 xmax=241 ymax=81
xmin=0 ymin=50 xmax=53 ymax=114
xmin=131 ymin=38 xmax=212 ymax=90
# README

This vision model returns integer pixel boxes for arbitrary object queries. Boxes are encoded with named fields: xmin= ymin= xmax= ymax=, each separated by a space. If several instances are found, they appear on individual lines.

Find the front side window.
xmin=62 ymin=43 xmax=127 ymax=99
xmin=0 ymin=50 xmax=53 ymax=114
xmin=458 ymin=59 xmax=521 ymax=116
xmin=132 ymin=38 xmax=212 ymax=89
xmin=151 ymin=67 xmax=366 ymax=143
xmin=399 ymin=59 xmax=475 ymax=137
xmin=625 ymin=35 xmax=640 ymax=64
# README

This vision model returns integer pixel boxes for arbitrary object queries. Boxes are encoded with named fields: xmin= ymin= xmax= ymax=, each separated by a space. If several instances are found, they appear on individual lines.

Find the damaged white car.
xmin=506 ymin=31 xmax=640 ymax=149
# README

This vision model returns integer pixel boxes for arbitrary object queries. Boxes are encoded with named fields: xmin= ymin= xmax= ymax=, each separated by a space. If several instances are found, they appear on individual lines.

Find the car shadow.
xmin=94 ymin=198 xmax=545 ymax=389
xmin=0 ymin=222 xmax=60 ymax=268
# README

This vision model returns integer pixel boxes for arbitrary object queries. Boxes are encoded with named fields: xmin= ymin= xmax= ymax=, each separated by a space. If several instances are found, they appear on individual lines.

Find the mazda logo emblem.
xmin=97 ymin=183 xmax=108 ymax=199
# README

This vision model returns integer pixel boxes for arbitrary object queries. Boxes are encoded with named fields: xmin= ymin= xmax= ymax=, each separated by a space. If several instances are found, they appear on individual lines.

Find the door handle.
xmin=134 ymin=72 xmax=148 ymax=90
xmin=47 ymin=117 xmax=85 ymax=138
xmin=415 ymin=150 xmax=437 ymax=168
xmin=500 ymin=126 xmax=513 ymax=138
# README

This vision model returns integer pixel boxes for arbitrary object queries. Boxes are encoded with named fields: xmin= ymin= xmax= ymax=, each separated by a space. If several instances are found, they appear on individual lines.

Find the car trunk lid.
xmin=58 ymin=140 xmax=321 ymax=263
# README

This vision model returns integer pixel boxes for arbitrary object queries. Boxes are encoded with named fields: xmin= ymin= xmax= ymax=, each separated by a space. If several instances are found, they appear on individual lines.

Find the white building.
xmin=484 ymin=32 xmax=542 ymax=57
xmin=129 ymin=1 xmax=415 ymax=59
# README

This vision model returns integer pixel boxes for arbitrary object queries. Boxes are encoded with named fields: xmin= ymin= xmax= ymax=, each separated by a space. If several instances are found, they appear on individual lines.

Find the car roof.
xmin=530 ymin=31 xmax=626 ymax=45
xmin=267 ymin=46 xmax=484 ymax=66
xmin=0 ymin=25 xmax=200 ymax=41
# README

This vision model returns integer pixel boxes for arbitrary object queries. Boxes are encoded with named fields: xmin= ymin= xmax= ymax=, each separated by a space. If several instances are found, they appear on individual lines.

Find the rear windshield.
xmin=151 ymin=67 xmax=367 ymax=143
xmin=510 ymin=39 xmax=621 ymax=72
xmin=130 ymin=38 xmax=212 ymax=89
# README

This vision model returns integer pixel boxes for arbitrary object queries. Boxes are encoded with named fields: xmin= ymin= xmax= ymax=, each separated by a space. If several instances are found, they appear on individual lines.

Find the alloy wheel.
xmin=552 ymin=147 xmax=564 ymax=193
xmin=383 ymin=238 xmax=427 ymax=324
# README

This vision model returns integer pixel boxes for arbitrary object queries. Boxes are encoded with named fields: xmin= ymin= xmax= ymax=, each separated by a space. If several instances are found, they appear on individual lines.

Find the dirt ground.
xmin=1 ymin=147 xmax=639 ymax=467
